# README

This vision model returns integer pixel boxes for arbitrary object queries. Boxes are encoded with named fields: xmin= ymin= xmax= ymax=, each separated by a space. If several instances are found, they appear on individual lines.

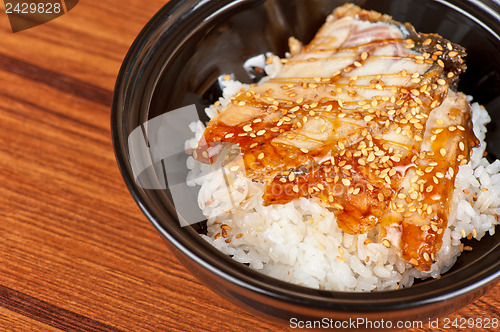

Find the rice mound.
xmin=184 ymin=58 xmax=500 ymax=292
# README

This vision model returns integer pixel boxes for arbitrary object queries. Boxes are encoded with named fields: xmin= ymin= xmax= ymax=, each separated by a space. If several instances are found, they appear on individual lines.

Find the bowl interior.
xmin=114 ymin=0 xmax=500 ymax=305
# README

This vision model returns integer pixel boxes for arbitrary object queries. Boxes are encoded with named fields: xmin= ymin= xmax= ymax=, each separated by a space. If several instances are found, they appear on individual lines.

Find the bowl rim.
xmin=111 ymin=0 xmax=500 ymax=312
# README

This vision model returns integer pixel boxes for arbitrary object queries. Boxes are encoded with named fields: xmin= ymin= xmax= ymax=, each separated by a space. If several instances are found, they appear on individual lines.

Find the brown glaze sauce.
xmin=193 ymin=14 xmax=476 ymax=271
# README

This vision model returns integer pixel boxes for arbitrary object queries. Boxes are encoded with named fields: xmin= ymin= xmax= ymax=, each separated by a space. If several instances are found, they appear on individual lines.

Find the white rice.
xmin=185 ymin=57 xmax=499 ymax=292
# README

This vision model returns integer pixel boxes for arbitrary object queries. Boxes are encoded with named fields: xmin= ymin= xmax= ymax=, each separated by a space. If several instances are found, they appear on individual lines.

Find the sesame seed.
xmin=288 ymin=172 xmax=295 ymax=181
xmin=243 ymin=124 xmax=252 ymax=132
xmin=255 ymin=130 xmax=265 ymax=136
xmin=293 ymin=185 xmax=299 ymax=193
xmin=342 ymin=178 xmax=351 ymax=186
xmin=362 ymin=239 xmax=372 ymax=246
xmin=382 ymin=239 xmax=391 ymax=248
xmin=390 ymin=155 xmax=401 ymax=162
xmin=448 ymin=51 xmax=458 ymax=57
xmin=433 ymin=128 xmax=444 ymax=134
xmin=422 ymin=38 xmax=432 ymax=46
xmin=410 ymin=258 xmax=419 ymax=266
xmin=300 ymin=148 xmax=309 ymax=153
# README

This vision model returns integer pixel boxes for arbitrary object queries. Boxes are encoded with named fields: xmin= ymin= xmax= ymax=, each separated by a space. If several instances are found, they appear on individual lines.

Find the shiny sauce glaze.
xmin=193 ymin=4 xmax=478 ymax=271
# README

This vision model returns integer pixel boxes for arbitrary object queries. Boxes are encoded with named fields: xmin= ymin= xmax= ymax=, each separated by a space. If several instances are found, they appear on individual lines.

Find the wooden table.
xmin=0 ymin=1 xmax=498 ymax=331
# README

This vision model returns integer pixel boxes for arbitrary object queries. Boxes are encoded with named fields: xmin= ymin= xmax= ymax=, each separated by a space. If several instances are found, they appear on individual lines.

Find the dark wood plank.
xmin=0 ymin=306 xmax=62 ymax=331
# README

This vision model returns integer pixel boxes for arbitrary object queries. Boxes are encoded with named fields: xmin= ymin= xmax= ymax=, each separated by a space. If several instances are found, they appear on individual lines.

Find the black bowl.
xmin=112 ymin=0 xmax=500 ymax=328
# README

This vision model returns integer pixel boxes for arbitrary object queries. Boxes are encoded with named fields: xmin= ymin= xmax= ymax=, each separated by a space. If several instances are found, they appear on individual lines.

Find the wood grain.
xmin=0 ymin=1 xmax=497 ymax=331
